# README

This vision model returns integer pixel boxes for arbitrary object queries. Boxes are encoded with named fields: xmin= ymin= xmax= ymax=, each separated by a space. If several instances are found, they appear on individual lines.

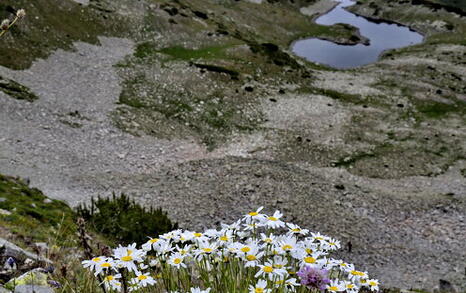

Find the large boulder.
xmin=0 ymin=285 xmax=12 ymax=293
xmin=14 ymin=285 xmax=53 ymax=293
xmin=0 ymin=238 xmax=51 ymax=264
xmin=4 ymin=269 xmax=48 ymax=290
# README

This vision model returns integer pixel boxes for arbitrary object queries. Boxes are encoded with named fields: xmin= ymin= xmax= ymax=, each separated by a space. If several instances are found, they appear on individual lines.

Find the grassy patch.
xmin=116 ymin=74 xmax=263 ymax=149
xmin=0 ymin=175 xmax=76 ymax=246
xmin=415 ymin=100 xmax=466 ymax=119
xmin=134 ymin=43 xmax=235 ymax=61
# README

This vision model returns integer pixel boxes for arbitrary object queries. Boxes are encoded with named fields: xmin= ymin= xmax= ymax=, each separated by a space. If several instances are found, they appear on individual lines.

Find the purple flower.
xmin=6 ymin=257 xmax=16 ymax=267
xmin=297 ymin=265 xmax=331 ymax=291
xmin=48 ymin=280 xmax=62 ymax=288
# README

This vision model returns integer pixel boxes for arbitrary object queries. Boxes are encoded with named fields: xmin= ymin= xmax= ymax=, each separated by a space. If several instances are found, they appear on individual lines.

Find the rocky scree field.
xmin=0 ymin=0 xmax=465 ymax=291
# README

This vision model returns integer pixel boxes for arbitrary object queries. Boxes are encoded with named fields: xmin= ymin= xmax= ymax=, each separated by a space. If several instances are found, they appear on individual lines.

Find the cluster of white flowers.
xmin=83 ymin=207 xmax=379 ymax=292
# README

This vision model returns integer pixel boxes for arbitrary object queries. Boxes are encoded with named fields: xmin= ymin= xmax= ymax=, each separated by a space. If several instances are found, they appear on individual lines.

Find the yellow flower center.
xmin=121 ymin=256 xmax=133 ymax=262
xmin=305 ymin=248 xmax=313 ymax=254
xmin=340 ymin=263 xmax=347 ymax=267
xmin=351 ymin=270 xmax=364 ymax=276
xmin=127 ymin=249 xmax=133 ymax=255
xmin=92 ymin=257 xmax=101 ymax=262
xmin=149 ymin=238 xmax=159 ymax=243
xmin=249 ymin=212 xmax=259 ymax=216
xmin=268 ymin=216 xmax=277 ymax=221
xmin=282 ymin=244 xmax=292 ymax=251
xmin=100 ymin=262 xmax=111 ymax=267
xmin=329 ymin=242 xmax=336 ymax=246
xmin=220 ymin=236 xmax=229 ymax=241
xmin=263 ymin=266 xmax=274 ymax=273
xmin=203 ymin=248 xmax=213 ymax=253
xmin=194 ymin=233 xmax=202 ymax=237
xmin=246 ymin=255 xmax=256 ymax=261
xmin=347 ymin=284 xmax=355 ymax=289
xmin=105 ymin=276 xmax=114 ymax=281
xmin=274 ymin=264 xmax=283 ymax=268
xmin=329 ymin=286 xmax=338 ymax=291
xmin=138 ymin=275 xmax=148 ymax=281
xmin=369 ymin=281 xmax=377 ymax=286
xmin=315 ymin=236 xmax=324 ymax=240
xmin=241 ymin=247 xmax=251 ymax=253
xmin=264 ymin=238 xmax=272 ymax=243
xmin=304 ymin=257 xmax=316 ymax=264
xmin=255 ymin=288 xmax=264 ymax=293
xmin=174 ymin=258 xmax=182 ymax=264
xmin=181 ymin=250 xmax=187 ymax=255
xmin=292 ymin=228 xmax=301 ymax=232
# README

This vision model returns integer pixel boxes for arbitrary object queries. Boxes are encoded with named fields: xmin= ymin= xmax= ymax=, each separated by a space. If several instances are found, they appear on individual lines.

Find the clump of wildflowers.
xmin=83 ymin=207 xmax=380 ymax=292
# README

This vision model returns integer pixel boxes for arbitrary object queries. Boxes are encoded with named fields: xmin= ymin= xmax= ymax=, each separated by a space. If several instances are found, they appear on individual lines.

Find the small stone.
xmin=439 ymin=279 xmax=456 ymax=293
xmin=34 ymin=243 xmax=49 ymax=253
xmin=43 ymin=199 xmax=52 ymax=204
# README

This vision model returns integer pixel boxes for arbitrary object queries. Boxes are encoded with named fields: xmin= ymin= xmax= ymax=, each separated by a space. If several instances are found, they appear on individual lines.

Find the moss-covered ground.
xmin=0 ymin=175 xmax=76 ymax=246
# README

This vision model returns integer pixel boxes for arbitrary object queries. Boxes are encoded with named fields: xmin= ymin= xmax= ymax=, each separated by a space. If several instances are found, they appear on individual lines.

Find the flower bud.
xmin=16 ymin=9 xmax=26 ymax=18
xmin=1 ymin=19 xmax=10 ymax=30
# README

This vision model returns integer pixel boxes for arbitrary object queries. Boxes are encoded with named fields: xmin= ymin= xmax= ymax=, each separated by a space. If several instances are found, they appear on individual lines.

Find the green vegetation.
xmin=0 ymin=175 xmax=76 ymax=245
xmin=116 ymin=72 xmax=263 ymax=149
xmin=0 ymin=76 xmax=38 ymax=102
xmin=156 ymin=44 xmax=233 ymax=61
xmin=0 ymin=0 xmax=124 ymax=69
xmin=415 ymin=100 xmax=466 ymax=119
xmin=76 ymin=193 xmax=177 ymax=245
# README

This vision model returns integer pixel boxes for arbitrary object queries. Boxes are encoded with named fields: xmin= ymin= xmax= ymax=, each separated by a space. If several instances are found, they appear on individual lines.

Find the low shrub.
xmin=76 ymin=193 xmax=177 ymax=245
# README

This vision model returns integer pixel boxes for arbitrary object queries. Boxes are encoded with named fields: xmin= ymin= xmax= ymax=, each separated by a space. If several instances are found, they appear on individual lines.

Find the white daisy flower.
xmin=132 ymin=271 xmax=156 ymax=288
xmin=327 ymin=280 xmax=345 ymax=292
xmin=367 ymin=279 xmax=379 ymax=291
xmin=168 ymin=252 xmax=187 ymax=269
xmin=248 ymin=279 xmax=271 ymax=293
xmin=101 ymin=274 xmax=122 ymax=291
xmin=263 ymin=210 xmax=285 ymax=229
xmin=190 ymin=287 xmax=211 ymax=293
xmin=113 ymin=243 xmax=145 ymax=273
xmin=244 ymin=206 xmax=267 ymax=223
xmin=255 ymin=261 xmax=287 ymax=280
xmin=142 ymin=237 xmax=162 ymax=251
xmin=286 ymin=223 xmax=309 ymax=236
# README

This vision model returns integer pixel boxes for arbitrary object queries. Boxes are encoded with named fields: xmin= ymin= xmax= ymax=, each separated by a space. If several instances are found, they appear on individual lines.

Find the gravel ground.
xmin=0 ymin=1 xmax=465 ymax=291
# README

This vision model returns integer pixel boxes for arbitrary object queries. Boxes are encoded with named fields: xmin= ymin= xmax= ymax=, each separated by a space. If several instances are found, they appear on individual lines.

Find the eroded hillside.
xmin=0 ymin=0 xmax=465 ymax=290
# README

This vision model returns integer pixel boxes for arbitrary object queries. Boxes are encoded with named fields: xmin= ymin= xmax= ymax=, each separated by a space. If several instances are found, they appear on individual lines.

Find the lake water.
xmin=291 ymin=0 xmax=424 ymax=69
